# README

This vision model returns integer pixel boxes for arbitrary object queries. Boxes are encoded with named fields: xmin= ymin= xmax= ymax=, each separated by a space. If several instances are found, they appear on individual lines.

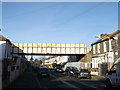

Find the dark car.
xmin=64 ymin=67 xmax=79 ymax=77
xmin=37 ymin=67 xmax=50 ymax=78
xmin=55 ymin=66 xmax=63 ymax=73
xmin=78 ymin=69 xmax=91 ymax=79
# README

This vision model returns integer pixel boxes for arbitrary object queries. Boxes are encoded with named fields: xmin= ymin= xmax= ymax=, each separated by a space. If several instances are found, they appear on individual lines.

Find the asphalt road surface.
xmin=37 ymin=70 xmax=106 ymax=90
xmin=5 ymin=69 xmax=120 ymax=90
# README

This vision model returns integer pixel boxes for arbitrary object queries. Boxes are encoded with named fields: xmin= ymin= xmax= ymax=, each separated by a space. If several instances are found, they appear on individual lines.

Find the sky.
xmin=0 ymin=1 xmax=1 ymax=33
xmin=1 ymin=0 xmax=120 ymax=2
xmin=2 ymin=2 xmax=118 ymax=47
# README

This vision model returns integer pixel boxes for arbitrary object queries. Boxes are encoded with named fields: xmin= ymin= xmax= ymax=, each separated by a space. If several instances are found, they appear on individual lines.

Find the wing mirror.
xmin=107 ymin=70 xmax=116 ymax=75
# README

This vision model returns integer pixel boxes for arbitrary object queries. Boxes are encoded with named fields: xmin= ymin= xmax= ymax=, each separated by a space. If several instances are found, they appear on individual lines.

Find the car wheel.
xmin=105 ymin=79 xmax=112 ymax=88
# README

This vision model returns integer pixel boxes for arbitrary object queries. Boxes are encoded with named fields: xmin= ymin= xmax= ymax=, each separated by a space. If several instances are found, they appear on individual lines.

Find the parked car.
xmin=55 ymin=66 xmax=63 ymax=73
xmin=64 ymin=67 xmax=79 ymax=77
xmin=78 ymin=69 xmax=91 ymax=79
xmin=37 ymin=67 xmax=50 ymax=78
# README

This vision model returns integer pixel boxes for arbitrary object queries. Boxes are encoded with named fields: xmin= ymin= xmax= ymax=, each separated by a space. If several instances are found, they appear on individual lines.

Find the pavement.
xmin=3 ymin=71 xmax=40 ymax=89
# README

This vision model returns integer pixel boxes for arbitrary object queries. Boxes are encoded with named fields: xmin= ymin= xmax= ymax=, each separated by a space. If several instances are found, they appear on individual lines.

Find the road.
xmin=5 ymin=69 xmax=120 ymax=90
xmin=37 ymin=70 xmax=106 ymax=90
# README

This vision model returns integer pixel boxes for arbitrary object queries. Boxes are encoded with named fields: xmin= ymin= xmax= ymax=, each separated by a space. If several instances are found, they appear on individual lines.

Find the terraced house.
xmin=91 ymin=30 xmax=120 ymax=76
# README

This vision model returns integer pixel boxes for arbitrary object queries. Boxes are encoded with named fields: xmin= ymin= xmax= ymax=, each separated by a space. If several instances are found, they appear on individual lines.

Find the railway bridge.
xmin=11 ymin=43 xmax=91 ymax=56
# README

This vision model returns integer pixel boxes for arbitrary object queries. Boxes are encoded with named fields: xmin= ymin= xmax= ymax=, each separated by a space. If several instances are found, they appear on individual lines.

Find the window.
xmin=97 ymin=43 xmax=100 ymax=53
xmin=93 ymin=45 xmax=96 ymax=54
xmin=92 ymin=58 xmax=99 ymax=68
xmin=111 ymin=40 xmax=116 ymax=49
xmin=109 ymin=39 xmax=112 ymax=51
xmin=103 ymin=41 xmax=107 ymax=52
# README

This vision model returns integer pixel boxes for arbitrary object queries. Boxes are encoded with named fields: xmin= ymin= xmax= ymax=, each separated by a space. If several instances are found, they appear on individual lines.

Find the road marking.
xmin=50 ymin=74 xmax=79 ymax=89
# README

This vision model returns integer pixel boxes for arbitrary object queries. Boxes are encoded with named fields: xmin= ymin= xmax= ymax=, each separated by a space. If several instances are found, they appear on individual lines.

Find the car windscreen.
xmin=40 ymin=68 xmax=49 ymax=72
xmin=56 ymin=66 xmax=62 ymax=69
xmin=80 ymin=69 xmax=89 ymax=72
xmin=70 ymin=67 xmax=78 ymax=71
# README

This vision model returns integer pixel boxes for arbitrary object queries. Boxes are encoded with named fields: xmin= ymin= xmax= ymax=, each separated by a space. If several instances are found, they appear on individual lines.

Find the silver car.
xmin=78 ymin=69 xmax=91 ymax=79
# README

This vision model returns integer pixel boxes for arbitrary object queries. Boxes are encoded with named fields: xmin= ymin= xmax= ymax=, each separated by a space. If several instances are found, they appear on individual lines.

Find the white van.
xmin=105 ymin=58 xmax=120 ymax=88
